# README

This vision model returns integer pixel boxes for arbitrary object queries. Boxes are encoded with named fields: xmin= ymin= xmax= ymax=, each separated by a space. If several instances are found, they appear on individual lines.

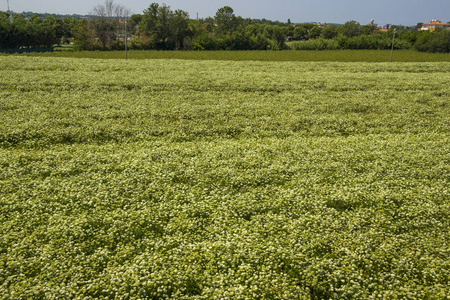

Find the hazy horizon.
xmin=2 ymin=0 xmax=449 ymax=26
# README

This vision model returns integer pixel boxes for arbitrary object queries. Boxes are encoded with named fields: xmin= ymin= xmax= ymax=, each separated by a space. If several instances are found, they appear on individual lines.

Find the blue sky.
xmin=3 ymin=0 xmax=450 ymax=26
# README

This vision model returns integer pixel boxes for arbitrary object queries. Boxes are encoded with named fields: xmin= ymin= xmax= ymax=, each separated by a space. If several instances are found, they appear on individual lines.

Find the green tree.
xmin=214 ymin=6 xmax=237 ymax=36
xmin=27 ymin=15 xmax=45 ymax=47
xmin=140 ymin=3 xmax=190 ymax=50
xmin=246 ymin=24 xmax=262 ymax=36
xmin=0 ymin=14 xmax=13 ymax=48
xmin=338 ymin=21 xmax=362 ymax=37
xmin=129 ymin=14 xmax=142 ymax=35
xmin=91 ymin=17 xmax=115 ymax=48
xmin=264 ymin=25 xmax=285 ymax=49
xmin=415 ymin=27 xmax=450 ymax=53
xmin=321 ymin=25 xmax=336 ymax=39
xmin=309 ymin=26 xmax=322 ymax=39
xmin=141 ymin=2 xmax=159 ymax=45
xmin=141 ymin=3 xmax=172 ymax=48
xmin=73 ymin=19 xmax=91 ymax=50
xmin=361 ymin=25 xmax=377 ymax=35
xmin=11 ymin=15 xmax=27 ymax=48
xmin=294 ymin=26 xmax=307 ymax=40
xmin=60 ymin=18 xmax=77 ymax=43
xmin=155 ymin=4 xmax=174 ymax=48
xmin=173 ymin=9 xmax=190 ymax=50
xmin=41 ymin=16 xmax=61 ymax=47
xmin=285 ymin=24 xmax=295 ymax=39
xmin=250 ymin=33 xmax=270 ymax=50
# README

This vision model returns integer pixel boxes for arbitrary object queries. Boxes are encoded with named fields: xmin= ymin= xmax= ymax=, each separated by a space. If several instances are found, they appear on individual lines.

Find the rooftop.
xmin=423 ymin=20 xmax=450 ymax=26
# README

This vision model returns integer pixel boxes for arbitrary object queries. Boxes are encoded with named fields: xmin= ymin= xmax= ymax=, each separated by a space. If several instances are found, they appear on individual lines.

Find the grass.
xmin=3 ymin=49 xmax=449 ymax=62
xmin=0 ymin=56 xmax=449 ymax=298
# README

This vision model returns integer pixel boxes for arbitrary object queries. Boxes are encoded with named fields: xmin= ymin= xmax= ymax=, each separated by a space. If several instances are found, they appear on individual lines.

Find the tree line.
xmin=1 ymin=1 xmax=449 ymax=53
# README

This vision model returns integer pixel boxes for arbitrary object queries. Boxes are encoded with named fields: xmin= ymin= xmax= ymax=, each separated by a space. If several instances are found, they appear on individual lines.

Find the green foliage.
xmin=250 ymin=34 xmax=271 ymax=50
xmin=415 ymin=28 xmax=450 ymax=53
xmin=287 ymin=35 xmax=413 ymax=51
xmin=90 ymin=17 xmax=116 ymax=49
xmin=321 ymin=25 xmax=337 ymax=39
xmin=335 ymin=35 xmax=412 ymax=50
xmin=0 ymin=14 xmax=64 ymax=49
xmin=0 ymin=57 xmax=449 ymax=298
xmin=308 ymin=26 xmax=322 ymax=39
xmin=0 ymin=14 xmax=13 ymax=49
xmin=72 ymin=20 xmax=92 ymax=51
xmin=338 ymin=21 xmax=363 ymax=38
xmin=214 ymin=6 xmax=238 ymax=36
xmin=2 ymin=6 xmax=449 ymax=52
xmin=188 ymin=32 xmax=217 ymax=50
xmin=294 ymin=26 xmax=308 ymax=40
xmin=264 ymin=25 xmax=286 ymax=50
xmin=140 ymin=3 xmax=191 ymax=50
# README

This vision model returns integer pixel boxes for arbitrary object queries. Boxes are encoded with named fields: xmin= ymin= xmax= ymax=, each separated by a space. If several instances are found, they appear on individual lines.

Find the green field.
xmin=0 ymin=56 xmax=449 ymax=299
xmin=5 ymin=49 xmax=450 ymax=62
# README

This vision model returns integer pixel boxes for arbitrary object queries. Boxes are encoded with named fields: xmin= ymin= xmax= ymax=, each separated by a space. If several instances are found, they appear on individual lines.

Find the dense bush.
xmin=415 ymin=28 xmax=450 ymax=53
xmin=0 ymin=14 xmax=63 ymax=49
xmin=336 ymin=35 xmax=412 ymax=50
xmin=287 ymin=35 xmax=413 ymax=51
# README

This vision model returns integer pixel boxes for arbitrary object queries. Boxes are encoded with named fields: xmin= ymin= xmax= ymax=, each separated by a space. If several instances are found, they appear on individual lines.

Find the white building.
xmin=420 ymin=20 xmax=450 ymax=31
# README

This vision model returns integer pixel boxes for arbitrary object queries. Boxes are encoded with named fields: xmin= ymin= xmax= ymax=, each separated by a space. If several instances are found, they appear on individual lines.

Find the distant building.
xmin=420 ymin=20 xmax=450 ymax=31
xmin=379 ymin=24 xmax=391 ymax=33
xmin=313 ymin=22 xmax=325 ymax=28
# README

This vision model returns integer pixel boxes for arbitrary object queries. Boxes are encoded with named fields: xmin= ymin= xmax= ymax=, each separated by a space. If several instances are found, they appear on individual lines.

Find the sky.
xmin=2 ymin=0 xmax=450 ymax=26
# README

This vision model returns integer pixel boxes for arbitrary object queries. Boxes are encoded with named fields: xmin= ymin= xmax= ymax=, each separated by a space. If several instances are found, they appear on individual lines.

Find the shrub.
xmin=415 ymin=28 xmax=450 ymax=53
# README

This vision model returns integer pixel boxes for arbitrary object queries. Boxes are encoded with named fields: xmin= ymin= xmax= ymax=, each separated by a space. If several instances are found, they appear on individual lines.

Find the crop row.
xmin=0 ymin=57 xmax=449 ymax=298
xmin=0 ymin=58 xmax=448 ymax=147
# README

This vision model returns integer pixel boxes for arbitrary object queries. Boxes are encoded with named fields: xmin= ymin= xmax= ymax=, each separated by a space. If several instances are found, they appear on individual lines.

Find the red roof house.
xmin=420 ymin=20 xmax=450 ymax=31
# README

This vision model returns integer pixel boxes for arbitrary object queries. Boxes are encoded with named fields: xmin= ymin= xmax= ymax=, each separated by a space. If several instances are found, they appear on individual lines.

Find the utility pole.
xmin=390 ymin=29 xmax=396 ymax=62
xmin=125 ymin=15 xmax=128 ymax=60
xmin=123 ymin=8 xmax=130 ymax=60
xmin=6 ymin=0 xmax=12 ymax=20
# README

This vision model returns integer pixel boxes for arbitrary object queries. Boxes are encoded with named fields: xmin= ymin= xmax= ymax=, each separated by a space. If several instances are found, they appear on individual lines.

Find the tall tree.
xmin=338 ymin=21 xmax=362 ymax=37
xmin=173 ymin=9 xmax=190 ymax=49
xmin=91 ymin=0 xmax=129 ymax=49
xmin=73 ymin=19 xmax=91 ymax=50
xmin=141 ymin=3 xmax=160 ymax=46
xmin=141 ymin=3 xmax=189 ymax=50
xmin=91 ymin=0 xmax=115 ymax=48
xmin=294 ymin=26 xmax=308 ymax=40
xmin=214 ymin=6 xmax=237 ymax=36
xmin=0 ymin=14 xmax=13 ymax=48
xmin=309 ymin=26 xmax=322 ymax=39
xmin=321 ymin=25 xmax=337 ymax=39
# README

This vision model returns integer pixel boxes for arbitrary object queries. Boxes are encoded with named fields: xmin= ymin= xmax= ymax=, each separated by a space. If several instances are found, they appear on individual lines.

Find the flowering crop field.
xmin=0 ymin=57 xmax=449 ymax=299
